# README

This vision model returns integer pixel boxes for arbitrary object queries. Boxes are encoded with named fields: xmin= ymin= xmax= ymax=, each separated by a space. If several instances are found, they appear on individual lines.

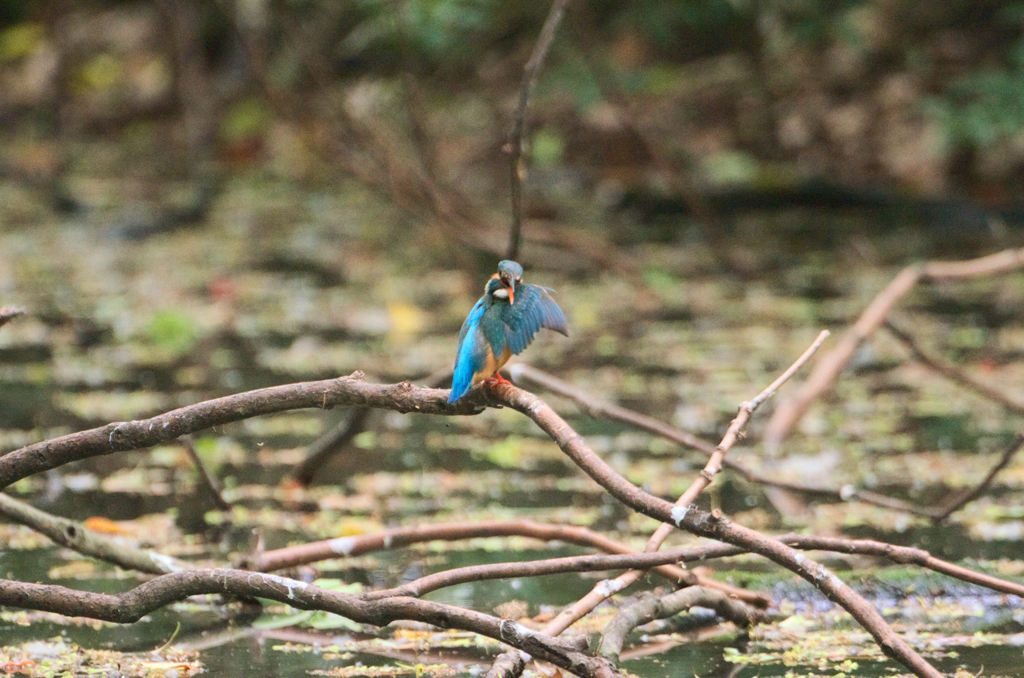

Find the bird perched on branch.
xmin=448 ymin=260 xmax=568 ymax=403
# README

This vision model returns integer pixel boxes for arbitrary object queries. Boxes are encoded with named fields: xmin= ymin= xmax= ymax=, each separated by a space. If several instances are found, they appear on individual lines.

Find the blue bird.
xmin=448 ymin=260 xmax=568 ymax=403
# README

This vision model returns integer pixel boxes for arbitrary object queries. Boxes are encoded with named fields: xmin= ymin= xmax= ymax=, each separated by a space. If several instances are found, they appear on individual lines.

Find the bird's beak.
xmin=505 ymin=282 xmax=515 ymax=305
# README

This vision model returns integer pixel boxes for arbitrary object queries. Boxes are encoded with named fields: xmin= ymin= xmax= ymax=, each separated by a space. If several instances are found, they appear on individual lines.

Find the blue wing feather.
xmin=449 ymin=298 xmax=488 ymax=403
xmin=504 ymin=284 xmax=568 ymax=355
xmin=450 ymin=279 xmax=568 ymax=403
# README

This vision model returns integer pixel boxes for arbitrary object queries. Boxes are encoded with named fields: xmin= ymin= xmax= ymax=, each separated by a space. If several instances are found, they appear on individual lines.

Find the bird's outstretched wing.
xmin=503 ymin=284 xmax=568 ymax=355
xmin=449 ymin=298 xmax=489 ymax=403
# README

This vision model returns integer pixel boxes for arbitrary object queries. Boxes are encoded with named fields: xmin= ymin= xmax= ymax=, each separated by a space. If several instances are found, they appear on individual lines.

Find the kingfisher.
xmin=448 ymin=260 xmax=568 ymax=403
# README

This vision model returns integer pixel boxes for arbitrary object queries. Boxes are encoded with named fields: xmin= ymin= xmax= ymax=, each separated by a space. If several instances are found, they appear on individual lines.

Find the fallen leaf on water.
xmin=83 ymin=516 xmax=131 ymax=534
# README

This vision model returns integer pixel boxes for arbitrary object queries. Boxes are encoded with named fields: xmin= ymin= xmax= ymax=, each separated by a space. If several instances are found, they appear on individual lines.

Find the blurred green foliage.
xmin=597 ymin=0 xmax=743 ymax=49
xmin=531 ymin=127 xmax=565 ymax=167
xmin=924 ymin=3 xmax=1024 ymax=150
xmin=146 ymin=310 xmax=200 ymax=356
xmin=4 ymin=0 xmax=1024 ymax=196
xmin=220 ymin=98 xmax=274 ymax=145
xmin=479 ymin=436 xmax=524 ymax=468
xmin=926 ymin=40 xmax=1024 ymax=149
xmin=340 ymin=0 xmax=548 ymax=73
xmin=0 ymin=21 xmax=40 ymax=62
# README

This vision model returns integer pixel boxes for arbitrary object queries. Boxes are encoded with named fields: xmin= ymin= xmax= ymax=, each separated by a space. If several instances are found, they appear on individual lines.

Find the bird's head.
xmin=489 ymin=260 xmax=523 ymax=305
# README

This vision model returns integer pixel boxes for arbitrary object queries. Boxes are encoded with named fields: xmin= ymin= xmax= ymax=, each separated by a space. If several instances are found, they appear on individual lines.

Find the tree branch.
xmin=509 ymin=363 xmax=716 ymax=455
xmin=487 ymin=380 xmax=942 ymax=678
xmin=764 ymin=246 xmax=1024 ymax=451
xmin=599 ymin=587 xmax=766 ymax=663
xmin=504 ymin=0 xmax=573 ymax=261
xmin=931 ymin=434 xmax=1024 ymax=522
xmin=182 ymin=435 xmax=231 ymax=510
xmin=254 ymin=523 xmax=1024 ymax=603
xmin=291 ymin=406 xmax=373 ymax=486
xmin=536 ymin=331 xmax=829 ymax=637
xmin=0 ymin=492 xmax=192 ymax=575
xmin=885 ymin=320 xmax=1024 ymax=415
xmin=243 ymin=518 xmax=693 ymax=585
xmin=0 ymin=305 xmax=25 ymax=329
xmin=0 ymin=571 xmax=624 ymax=678
xmin=365 ymin=546 xmax=756 ymax=603
xmin=0 ymin=372 xmax=481 ymax=491
xmin=511 ymin=361 xmax=917 ymax=513
xmin=0 ymin=371 xmax=948 ymax=676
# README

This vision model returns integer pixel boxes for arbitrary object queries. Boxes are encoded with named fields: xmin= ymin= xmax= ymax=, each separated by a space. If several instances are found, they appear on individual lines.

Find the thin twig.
xmin=842 ymin=486 xmax=945 ymax=519
xmin=503 ymin=0 xmax=573 ymax=261
xmin=749 ymin=330 xmax=833 ymax=410
xmin=0 ymin=305 xmax=25 ymax=329
xmin=931 ymin=434 xmax=1024 ymax=522
xmin=885 ymin=320 xmax=1024 ymax=414
xmin=182 ymin=435 xmax=231 ymax=510
xmin=509 ymin=363 xmax=715 ymax=455
xmin=291 ymin=407 xmax=372 ymax=487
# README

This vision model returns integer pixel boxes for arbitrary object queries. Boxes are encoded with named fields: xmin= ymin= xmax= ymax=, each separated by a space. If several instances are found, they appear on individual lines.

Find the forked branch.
xmin=0 ymin=572 xmax=623 ymax=678
xmin=0 ymin=371 xmax=941 ymax=677
xmin=764 ymin=246 xmax=1024 ymax=450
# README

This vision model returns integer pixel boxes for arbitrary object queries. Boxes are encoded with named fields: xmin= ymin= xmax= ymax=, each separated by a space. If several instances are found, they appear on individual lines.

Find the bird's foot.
xmin=483 ymin=372 xmax=512 ymax=387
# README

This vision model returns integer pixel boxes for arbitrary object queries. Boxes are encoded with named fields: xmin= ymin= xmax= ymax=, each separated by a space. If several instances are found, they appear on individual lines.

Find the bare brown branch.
xmin=509 ymin=363 xmax=716 ymax=455
xmin=244 ymin=518 xmax=692 ymax=584
xmin=0 ymin=371 xmax=949 ymax=677
xmin=485 ymin=649 xmax=526 ymax=678
xmin=516 ymin=351 xmax=1001 ymax=522
xmin=504 ymin=0 xmax=573 ymax=261
xmin=0 ymin=372 xmax=481 ymax=491
xmin=291 ymin=406 xmax=373 ymax=487
xmin=885 ymin=320 xmax=1024 ymax=414
xmin=511 ymin=362 xmax=861 ymax=501
xmin=599 ymin=587 xmax=766 ymax=663
xmin=0 ymin=492 xmax=192 ymax=575
xmin=536 ymin=331 xmax=829 ymax=637
xmin=931 ymin=434 xmax=1024 ymax=522
xmin=367 ymin=548 xmax=762 ymax=603
xmin=764 ymin=246 xmax=1024 ymax=451
xmin=254 ymin=522 xmax=1024 ymax=605
xmin=0 ymin=571 xmax=624 ymax=678
xmin=182 ymin=435 xmax=231 ymax=511
xmin=488 ymin=380 xmax=942 ymax=678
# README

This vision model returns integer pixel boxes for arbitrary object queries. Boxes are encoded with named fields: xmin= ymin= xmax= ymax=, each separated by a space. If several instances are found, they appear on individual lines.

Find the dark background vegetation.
xmin=5 ymin=0 xmax=1024 ymax=239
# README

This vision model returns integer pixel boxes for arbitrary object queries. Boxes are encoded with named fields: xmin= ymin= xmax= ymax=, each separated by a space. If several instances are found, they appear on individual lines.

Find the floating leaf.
xmin=0 ymin=23 xmax=44 ymax=62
